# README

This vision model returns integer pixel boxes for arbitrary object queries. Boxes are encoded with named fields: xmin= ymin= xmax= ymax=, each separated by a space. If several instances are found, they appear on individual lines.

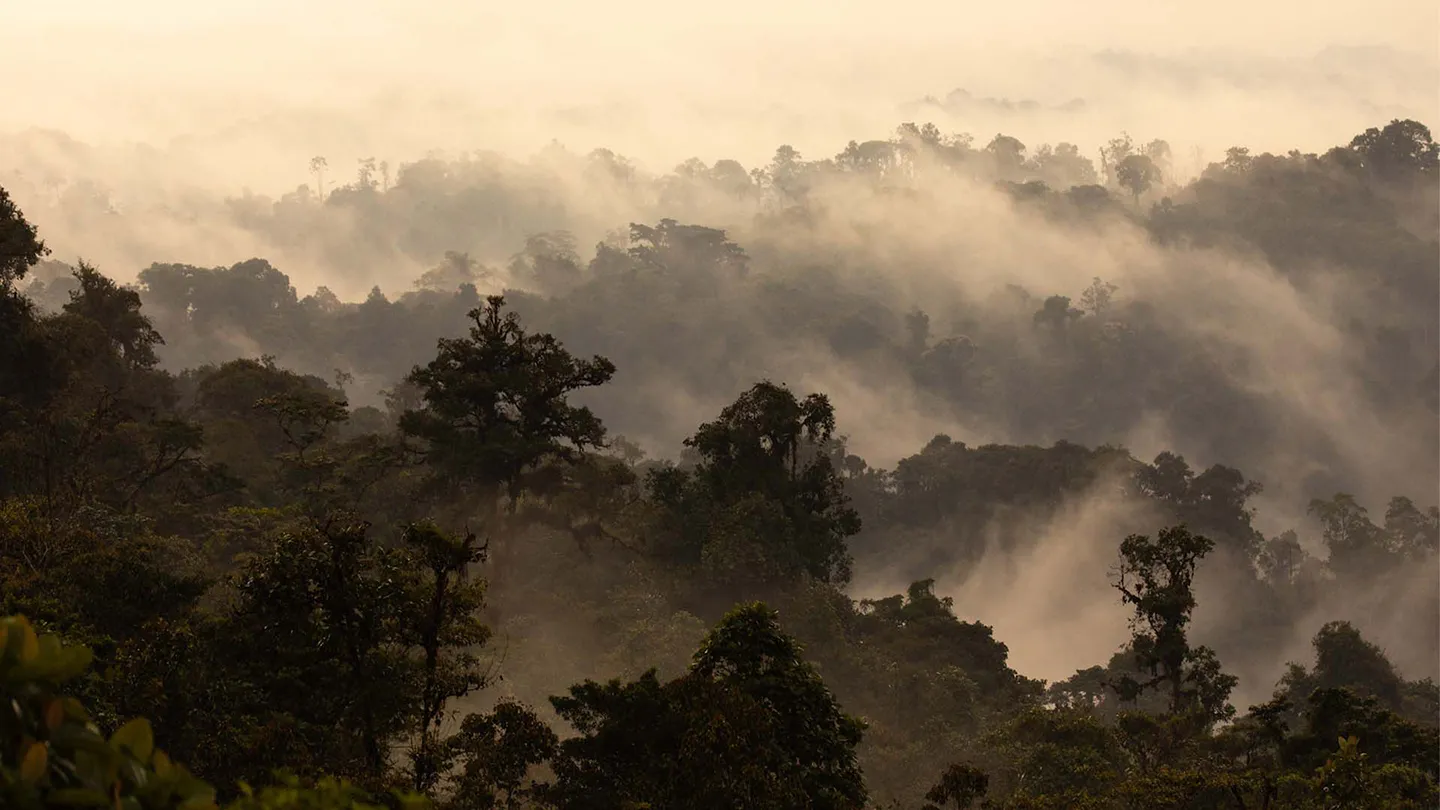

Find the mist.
xmin=2 ymin=4 xmax=1438 ymax=805
xmin=6 ymin=1 xmax=1439 ymax=190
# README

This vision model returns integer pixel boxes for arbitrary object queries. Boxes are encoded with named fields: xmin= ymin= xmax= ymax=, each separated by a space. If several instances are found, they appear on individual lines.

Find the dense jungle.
xmin=1 ymin=110 xmax=1438 ymax=809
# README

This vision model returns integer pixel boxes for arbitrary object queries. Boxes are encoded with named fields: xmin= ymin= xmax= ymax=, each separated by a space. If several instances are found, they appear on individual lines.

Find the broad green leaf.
xmin=153 ymin=750 xmax=173 ymax=778
xmin=20 ymin=741 xmax=48 ymax=783
xmin=119 ymin=757 xmax=148 ymax=790
xmin=62 ymin=697 xmax=90 ymax=722
xmin=53 ymin=724 xmax=116 ymax=757
xmin=38 ymin=634 xmax=64 ymax=662
xmin=111 ymin=718 xmax=154 ymax=762
xmin=51 ymin=647 xmax=95 ymax=681
xmin=45 ymin=698 xmax=65 ymax=730
xmin=18 ymin=618 xmax=39 ymax=663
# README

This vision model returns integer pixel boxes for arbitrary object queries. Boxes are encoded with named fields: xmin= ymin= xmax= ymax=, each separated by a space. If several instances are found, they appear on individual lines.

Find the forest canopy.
xmin=1 ymin=117 xmax=1437 ymax=809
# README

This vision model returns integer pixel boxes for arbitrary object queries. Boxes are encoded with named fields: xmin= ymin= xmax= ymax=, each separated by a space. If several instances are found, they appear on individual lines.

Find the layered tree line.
xmin=15 ymin=117 xmax=1436 ymax=512
xmin=1 ymin=118 xmax=1437 ymax=808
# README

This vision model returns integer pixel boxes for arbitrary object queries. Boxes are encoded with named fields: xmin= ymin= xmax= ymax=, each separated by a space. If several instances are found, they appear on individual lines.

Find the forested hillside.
xmin=1 ymin=118 xmax=1437 ymax=809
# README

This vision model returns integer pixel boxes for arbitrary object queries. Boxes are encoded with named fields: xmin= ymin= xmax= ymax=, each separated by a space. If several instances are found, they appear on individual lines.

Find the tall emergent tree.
xmin=400 ymin=294 xmax=615 ymax=524
xmin=1115 ymin=153 xmax=1161 ymax=207
xmin=1111 ymin=525 xmax=1236 ymax=725
xmin=0 ymin=186 xmax=47 ymax=289
xmin=0 ymin=187 xmax=53 ymax=411
xmin=647 ymin=381 xmax=860 ymax=588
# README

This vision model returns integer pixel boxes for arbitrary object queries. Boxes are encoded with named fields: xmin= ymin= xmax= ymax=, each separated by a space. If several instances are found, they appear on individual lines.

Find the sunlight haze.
xmin=5 ymin=0 xmax=1437 ymax=188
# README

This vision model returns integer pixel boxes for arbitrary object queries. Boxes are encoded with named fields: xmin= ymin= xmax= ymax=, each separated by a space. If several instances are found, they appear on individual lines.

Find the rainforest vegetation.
xmin=1 ymin=117 xmax=1437 ymax=809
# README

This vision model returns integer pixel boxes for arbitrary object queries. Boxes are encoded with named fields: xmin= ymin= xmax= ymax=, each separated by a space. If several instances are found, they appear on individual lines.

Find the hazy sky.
xmin=10 ymin=0 xmax=1437 ymax=49
xmin=4 ymin=1 xmax=1438 ymax=186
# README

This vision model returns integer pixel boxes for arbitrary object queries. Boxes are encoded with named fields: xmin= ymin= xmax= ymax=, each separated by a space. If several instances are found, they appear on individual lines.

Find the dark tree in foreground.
xmin=443 ymin=699 xmax=558 ymax=810
xmin=227 ymin=519 xmax=491 ymax=790
xmin=0 ymin=186 xmax=47 ymax=289
xmin=1112 ymin=525 xmax=1236 ymax=724
xmin=0 ymin=113 xmax=1437 ymax=809
xmin=923 ymin=763 xmax=988 ymax=809
xmin=0 ymin=188 xmax=53 ymax=411
xmin=402 ymin=295 xmax=614 ymax=505
xmin=545 ymin=602 xmax=868 ymax=810
xmin=649 ymin=381 xmax=860 ymax=587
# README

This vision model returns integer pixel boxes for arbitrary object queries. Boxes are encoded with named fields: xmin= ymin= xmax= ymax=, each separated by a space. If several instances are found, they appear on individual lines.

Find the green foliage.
xmin=856 ymin=580 xmax=1041 ymax=716
xmin=1309 ymin=493 xmax=1440 ymax=579
xmin=0 ymin=615 xmax=436 ymax=810
xmin=0 ymin=185 xmax=47 ymax=288
xmin=225 ymin=518 xmax=494 ymax=788
xmin=1308 ymin=734 xmax=1438 ymax=810
xmin=1115 ymin=153 xmax=1161 ymax=203
xmin=546 ymin=603 xmax=868 ymax=810
xmin=1136 ymin=452 xmax=1263 ymax=557
xmin=400 ymin=294 xmax=614 ymax=506
xmin=179 ymin=358 xmax=349 ymax=511
xmin=63 ymin=263 xmax=165 ymax=370
xmin=0 ymin=615 xmax=218 ymax=810
xmin=227 ymin=775 xmax=430 ymax=810
xmin=442 ymin=701 xmax=557 ymax=810
xmin=0 ymin=114 xmax=1436 ymax=809
xmin=648 ymin=382 xmax=860 ymax=588
xmin=1346 ymin=119 xmax=1439 ymax=182
xmin=984 ymin=707 xmax=1126 ymax=804
xmin=922 ymin=763 xmax=988 ymax=809
xmin=1112 ymin=526 xmax=1236 ymax=725
xmin=228 ymin=521 xmax=416 ymax=781
xmin=0 ymin=498 xmax=208 ymax=668
xmin=401 ymin=522 xmax=493 ymax=793
xmin=1279 ymin=621 xmax=1407 ymax=714
xmin=1283 ymin=688 xmax=1439 ymax=778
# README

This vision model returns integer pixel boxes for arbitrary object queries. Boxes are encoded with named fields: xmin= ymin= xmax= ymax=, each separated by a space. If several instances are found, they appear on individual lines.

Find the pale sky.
xmin=3 ymin=1 xmax=1438 ymax=185
xmin=9 ymin=0 xmax=1436 ymax=48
